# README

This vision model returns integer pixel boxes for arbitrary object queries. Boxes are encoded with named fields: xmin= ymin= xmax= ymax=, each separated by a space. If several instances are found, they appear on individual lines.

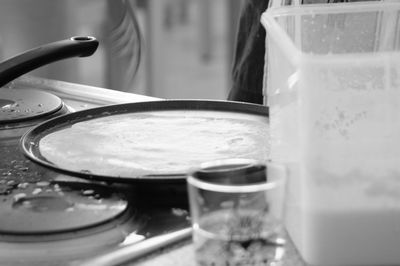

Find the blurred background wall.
xmin=0 ymin=0 xmax=242 ymax=100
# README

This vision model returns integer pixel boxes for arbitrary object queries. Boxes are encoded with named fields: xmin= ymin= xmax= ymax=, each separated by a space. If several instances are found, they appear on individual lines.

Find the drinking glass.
xmin=187 ymin=159 xmax=287 ymax=266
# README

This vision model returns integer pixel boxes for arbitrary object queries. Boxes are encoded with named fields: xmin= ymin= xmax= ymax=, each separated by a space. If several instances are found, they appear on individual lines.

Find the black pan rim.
xmin=20 ymin=99 xmax=269 ymax=184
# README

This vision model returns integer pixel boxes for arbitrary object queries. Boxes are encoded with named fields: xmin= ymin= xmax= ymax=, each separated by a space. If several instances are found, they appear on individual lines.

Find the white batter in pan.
xmin=39 ymin=110 xmax=269 ymax=178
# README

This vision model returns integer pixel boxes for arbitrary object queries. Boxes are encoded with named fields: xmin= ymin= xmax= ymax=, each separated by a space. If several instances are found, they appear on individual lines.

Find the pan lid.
xmin=0 ymin=89 xmax=63 ymax=124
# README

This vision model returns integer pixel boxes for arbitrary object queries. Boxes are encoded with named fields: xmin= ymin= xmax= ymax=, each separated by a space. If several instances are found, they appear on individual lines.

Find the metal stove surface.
xmin=0 ymin=76 xmax=190 ymax=266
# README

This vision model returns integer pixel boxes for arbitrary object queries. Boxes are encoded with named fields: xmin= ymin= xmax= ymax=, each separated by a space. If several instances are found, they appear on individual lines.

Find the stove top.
xmin=0 ymin=89 xmax=66 ymax=123
xmin=0 ymin=76 xmax=190 ymax=266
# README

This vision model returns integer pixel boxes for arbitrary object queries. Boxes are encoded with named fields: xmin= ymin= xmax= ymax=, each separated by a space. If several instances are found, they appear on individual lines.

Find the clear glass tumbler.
xmin=187 ymin=159 xmax=287 ymax=266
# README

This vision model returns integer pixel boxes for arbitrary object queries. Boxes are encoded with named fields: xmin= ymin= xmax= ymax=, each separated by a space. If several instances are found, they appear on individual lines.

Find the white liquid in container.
xmin=263 ymin=3 xmax=400 ymax=265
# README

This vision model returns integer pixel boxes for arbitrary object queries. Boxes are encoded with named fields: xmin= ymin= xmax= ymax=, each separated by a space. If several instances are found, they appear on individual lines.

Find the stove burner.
xmin=0 ymin=89 xmax=64 ymax=124
xmin=0 ymin=181 xmax=129 ymax=235
xmin=0 ymin=92 xmax=130 ymax=237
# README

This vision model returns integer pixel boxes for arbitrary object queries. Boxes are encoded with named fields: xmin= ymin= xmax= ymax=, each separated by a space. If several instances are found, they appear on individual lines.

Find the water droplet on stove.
xmin=13 ymin=193 xmax=27 ymax=202
xmin=17 ymin=183 xmax=29 ymax=189
xmin=171 ymin=208 xmax=189 ymax=217
xmin=36 ymin=181 xmax=50 ymax=187
xmin=82 ymin=189 xmax=95 ymax=196
xmin=12 ymin=196 xmax=74 ymax=212
xmin=94 ymin=194 xmax=101 ymax=199
xmin=32 ymin=188 xmax=42 ymax=195
xmin=53 ymin=184 xmax=61 ymax=192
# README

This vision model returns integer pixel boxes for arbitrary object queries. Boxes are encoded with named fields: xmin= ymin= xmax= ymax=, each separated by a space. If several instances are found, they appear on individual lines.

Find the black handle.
xmin=0 ymin=36 xmax=99 ymax=87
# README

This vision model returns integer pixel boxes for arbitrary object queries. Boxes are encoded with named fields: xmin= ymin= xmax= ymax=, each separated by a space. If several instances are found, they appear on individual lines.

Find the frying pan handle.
xmin=0 ymin=36 xmax=99 ymax=87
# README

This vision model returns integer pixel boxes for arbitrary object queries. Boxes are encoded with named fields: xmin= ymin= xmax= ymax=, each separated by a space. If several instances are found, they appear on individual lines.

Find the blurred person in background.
xmin=228 ymin=0 xmax=375 ymax=104
xmin=228 ymin=0 xmax=269 ymax=104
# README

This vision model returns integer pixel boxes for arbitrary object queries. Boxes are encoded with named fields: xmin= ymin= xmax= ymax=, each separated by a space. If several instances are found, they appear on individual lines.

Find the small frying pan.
xmin=0 ymin=36 xmax=99 ymax=87
xmin=21 ymin=100 xmax=269 ymax=184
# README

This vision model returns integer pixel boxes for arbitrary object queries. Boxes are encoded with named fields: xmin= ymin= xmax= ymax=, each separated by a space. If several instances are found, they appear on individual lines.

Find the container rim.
xmin=261 ymin=1 xmax=400 ymax=65
xmin=266 ymin=1 xmax=400 ymax=17
xmin=186 ymin=160 xmax=287 ymax=193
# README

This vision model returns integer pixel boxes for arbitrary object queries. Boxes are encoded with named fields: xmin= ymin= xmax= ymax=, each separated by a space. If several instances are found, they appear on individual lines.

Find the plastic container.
xmin=262 ymin=2 xmax=400 ymax=266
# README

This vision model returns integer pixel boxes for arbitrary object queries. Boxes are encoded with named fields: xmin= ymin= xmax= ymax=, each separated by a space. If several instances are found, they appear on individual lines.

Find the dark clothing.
xmin=228 ymin=0 xmax=269 ymax=104
xmin=228 ymin=0 xmax=367 ymax=104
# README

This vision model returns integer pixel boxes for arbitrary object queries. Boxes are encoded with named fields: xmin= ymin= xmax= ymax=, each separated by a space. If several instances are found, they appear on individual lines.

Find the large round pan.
xmin=21 ymin=100 xmax=269 ymax=184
